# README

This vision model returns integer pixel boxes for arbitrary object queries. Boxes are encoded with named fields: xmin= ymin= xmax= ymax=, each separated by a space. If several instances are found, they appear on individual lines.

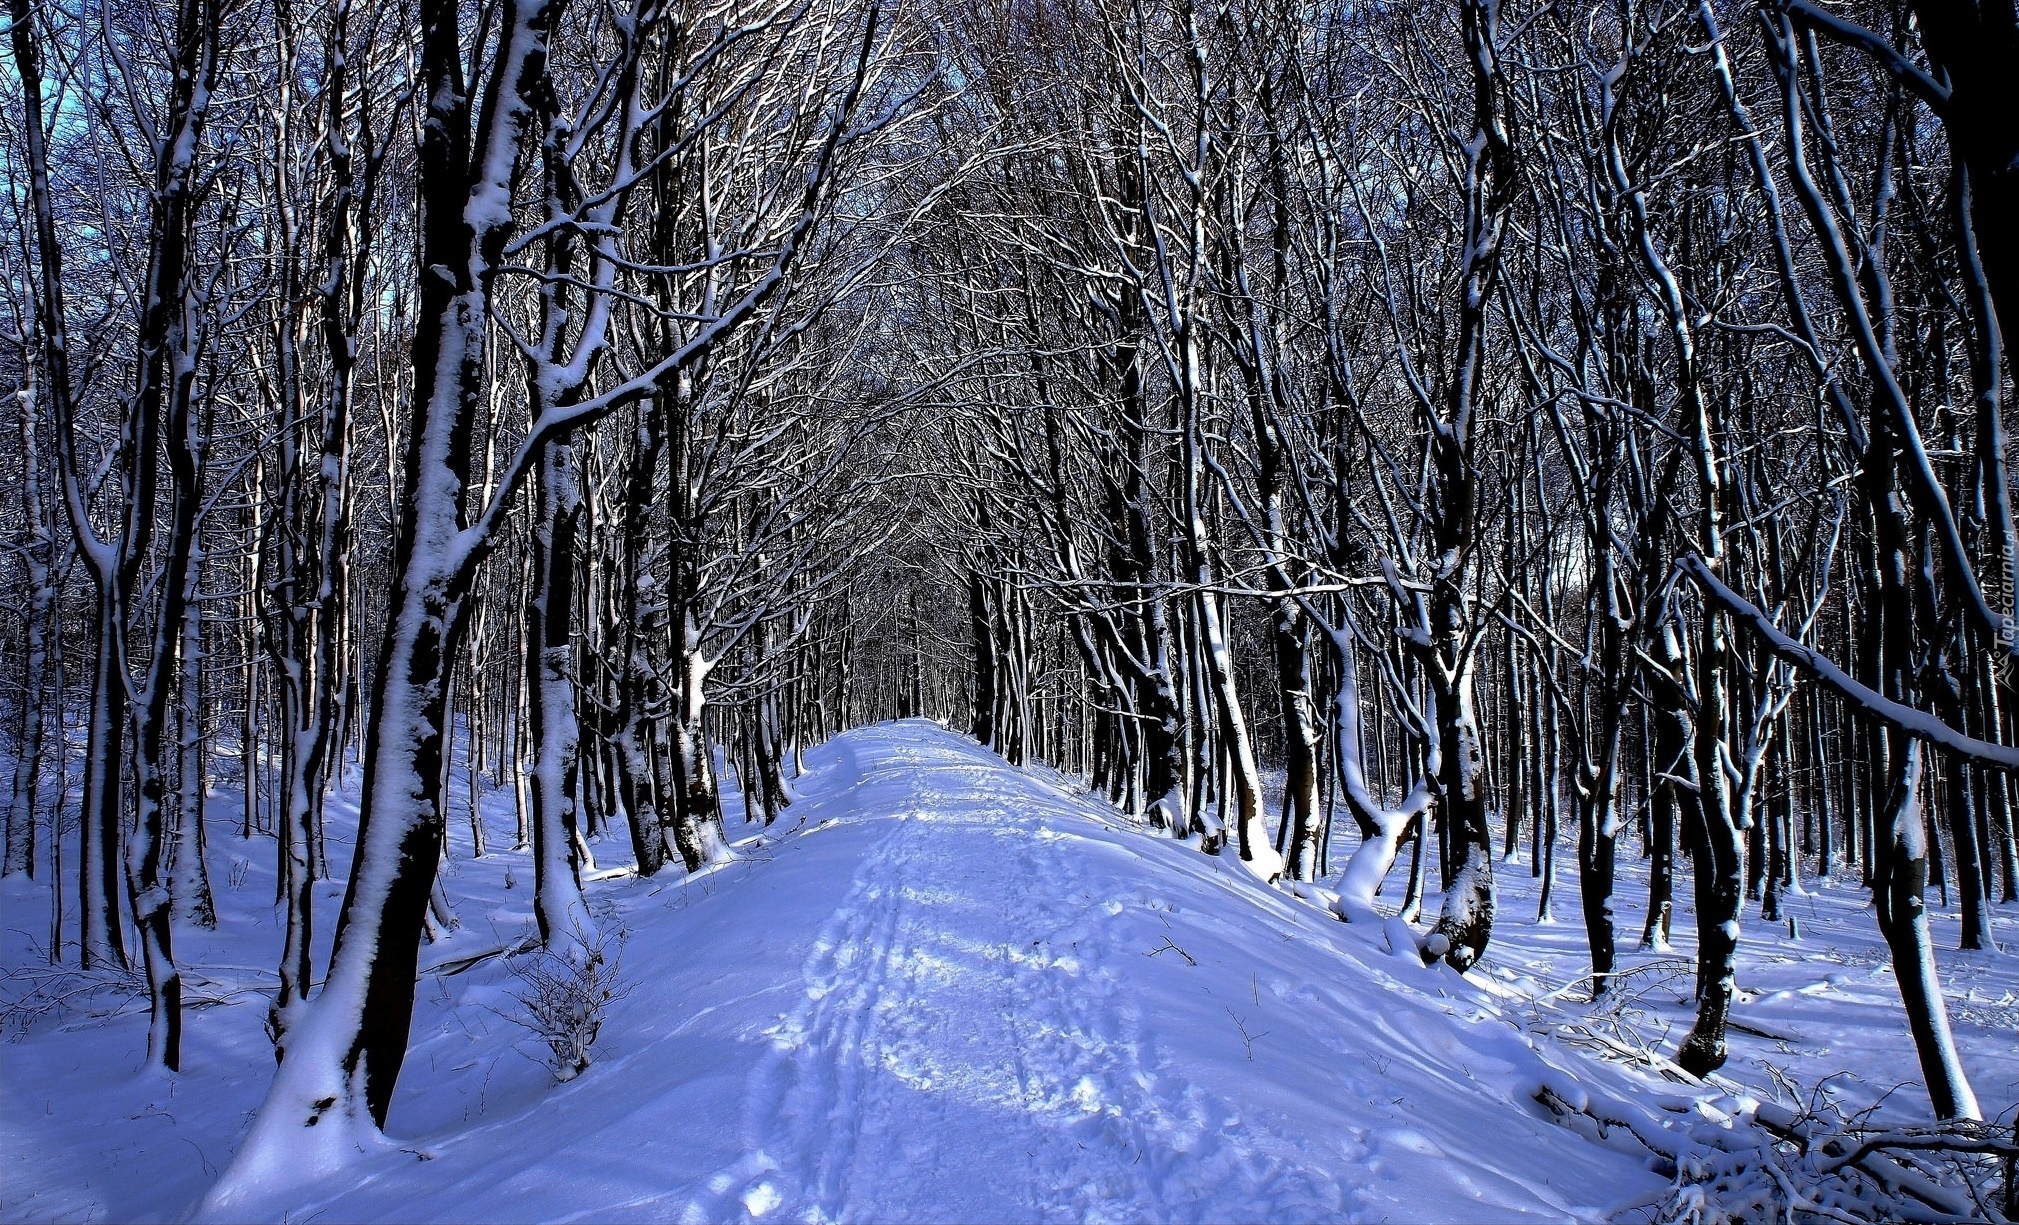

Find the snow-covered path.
xmin=693 ymin=726 xmax=1321 ymax=1224
xmin=467 ymin=720 xmax=1652 ymax=1225
xmin=6 ymin=721 xmax=1668 ymax=1223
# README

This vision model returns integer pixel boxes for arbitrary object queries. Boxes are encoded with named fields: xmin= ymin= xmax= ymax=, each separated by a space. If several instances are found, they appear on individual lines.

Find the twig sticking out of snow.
xmin=0 ymin=959 xmax=150 ymax=1038
xmin=1224 ymin=1006 xmax=1267 ymax=1061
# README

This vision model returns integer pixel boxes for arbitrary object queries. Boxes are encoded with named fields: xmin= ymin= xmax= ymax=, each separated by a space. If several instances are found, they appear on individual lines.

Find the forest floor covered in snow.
xmin=3 ymin=719 xmax=2016 ymax=1223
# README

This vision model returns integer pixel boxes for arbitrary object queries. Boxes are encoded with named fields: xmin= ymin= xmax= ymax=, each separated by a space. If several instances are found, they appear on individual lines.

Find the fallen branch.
xmin=1729 ymin=1018 xmax=1798 ymax=1044
xmin=425 ymin=935 xmax=541 ymax=978
xmin=1751 ymin=1109 xmax=2015 ymax=1223
xmin=1533 ymin=1083 xmax=1682 ymax=1162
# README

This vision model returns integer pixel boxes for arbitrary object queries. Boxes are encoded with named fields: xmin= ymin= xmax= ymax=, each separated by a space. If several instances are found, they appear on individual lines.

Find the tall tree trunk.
xmin=173 ymin=528 xmax=217 ymax=929
xmin=1872 ymin=740 xmax=1981 ymax=1120
xmin=208 ymin=0 xmax=562 ymax=1173
xmin=6 ymin=363 xmax=54 ymax=879
xmin=527 ymin=439 xmax=590 ymax=951
xmin=1273 ymin=606 xmax=1322 ymax=881
xmin=10 ymin=0 xmax=128 ymax=970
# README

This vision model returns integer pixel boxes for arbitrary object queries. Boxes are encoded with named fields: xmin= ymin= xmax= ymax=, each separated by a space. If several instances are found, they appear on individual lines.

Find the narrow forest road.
xmin=684 ymin=723 xmax=1315 ymax=1224
xmin=529 ymin=720 xmax=1656 ymax=1225
xmin=4 ymin=721 xmax=1664 ymax=1224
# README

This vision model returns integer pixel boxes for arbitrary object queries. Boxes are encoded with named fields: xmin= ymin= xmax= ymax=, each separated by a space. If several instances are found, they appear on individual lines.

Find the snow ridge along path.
xmin=4 ymin=721 xmax=1664 ymax=1223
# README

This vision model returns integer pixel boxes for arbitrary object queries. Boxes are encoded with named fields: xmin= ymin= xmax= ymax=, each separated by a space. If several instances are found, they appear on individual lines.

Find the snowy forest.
xmin=1 ymin=0 xmax=2016 ymax=1216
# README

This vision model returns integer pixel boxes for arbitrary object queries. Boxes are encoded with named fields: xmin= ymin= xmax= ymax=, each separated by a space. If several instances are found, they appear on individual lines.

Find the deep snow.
xmin=2 ymin=719 xmax=2013 ymax=1222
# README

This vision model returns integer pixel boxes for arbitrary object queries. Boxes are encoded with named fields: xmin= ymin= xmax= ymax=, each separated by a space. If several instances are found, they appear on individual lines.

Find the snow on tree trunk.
xmin=173 ymin=524 xmax=217 ymax=929
xmin=78 ymin=603 xmax=130 ymax=970
xmin=1273 ymin=607 xmax=1323 ymax=883
xmin=667 ymin=633 xmax=731 ymax=872
xmin=528 ymin=439 xmax=591 ymax=954
xmin=1426 ymin=656 xmax=1494 ymax=972
xmin=203 ymin=0 xmax=559 ymax=1195
xmin=1871 ymin=738 xmax=1981 ymax=1121
xmin=1326 ymin=625 xmax=1432 ymax=925
xmin=1422 ymin=0 xmax=1510 ymax=976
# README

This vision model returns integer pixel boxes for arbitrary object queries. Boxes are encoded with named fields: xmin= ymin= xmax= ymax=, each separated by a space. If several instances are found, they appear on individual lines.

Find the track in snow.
xmin=689 ymin=725 xmax=1295 ymax=1223
xmin=664 ymin=722 xmax=1627 ymax=1224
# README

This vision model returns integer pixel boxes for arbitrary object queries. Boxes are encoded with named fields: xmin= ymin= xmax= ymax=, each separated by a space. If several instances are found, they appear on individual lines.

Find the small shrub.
xmin=505 ymin=929 xmax=627 ymax=1082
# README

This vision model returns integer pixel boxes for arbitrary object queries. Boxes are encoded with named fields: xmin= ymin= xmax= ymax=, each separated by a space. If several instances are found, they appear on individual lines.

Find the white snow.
xmin=3 ymin=720 xmax=2014 ymax=1223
